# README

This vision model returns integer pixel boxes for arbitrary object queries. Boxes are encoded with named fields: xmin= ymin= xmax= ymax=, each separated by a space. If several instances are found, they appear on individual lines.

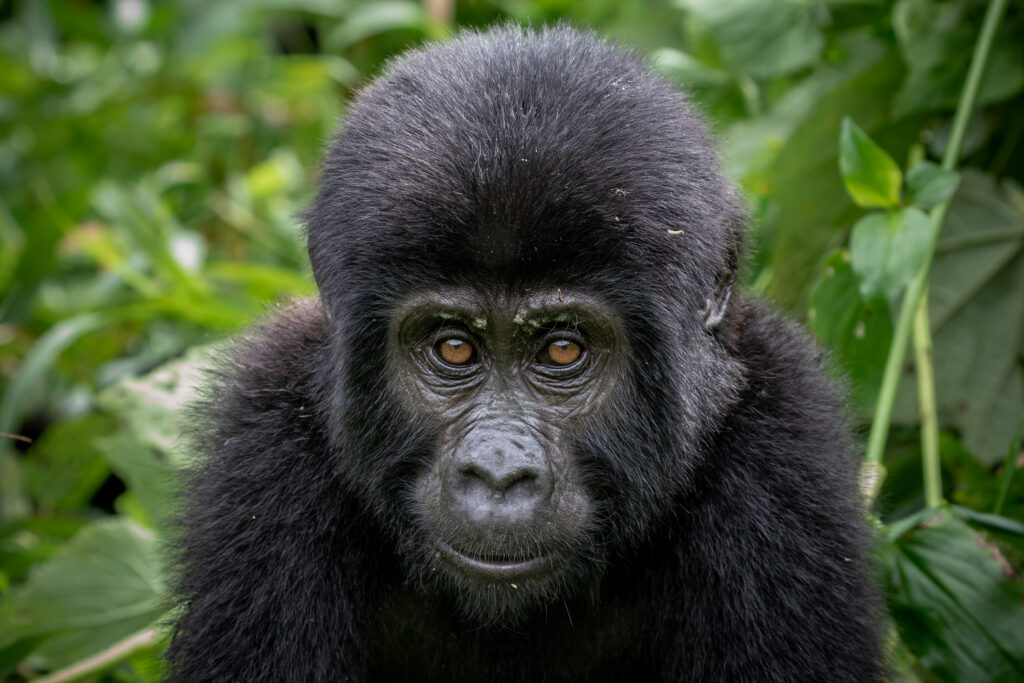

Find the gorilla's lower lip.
xmin=439 ymin=543 xmax=551 ymax=579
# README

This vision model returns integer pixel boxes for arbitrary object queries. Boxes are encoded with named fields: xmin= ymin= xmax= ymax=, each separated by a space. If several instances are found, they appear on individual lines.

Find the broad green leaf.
xmin=892 ymin=0 xmax=1024 ymax=116
xmin=2 ymin=518 xmax=165 ymax=669
xmin=724 ymin=29 xmax=888 ymax=183
xmin=96 ymin=345 xmax=217 ymax=526
xmin=0 ymin=204 xmax=62 ymax=323
xmin=839 ymin=117 xmax=903 ymax=209
xmin=808 ymin=249 xmax=892 ymax=411
xmin=763 ymin=49 xmax=913 ymax=307
xmin=0 ymin=312 xmax=110 ymax=434
xmin=206 ymin=261 xmax=316 ymax=301
xmin=893 ymin=172 xmax=1024 ymax=465
xmin=23 ymin=414 xmax=115 ymax=514
xmin=0 ymin=636 xmax=46 ymax=680
xmin=906 ymin=162 xmax=960 ymax=210
xmin=96 ymin=344 xmax=216 ymax=468
xmin=850 ymin=207 xmax=931 ymax=300
xmin=652 ymin=48 xmax=731 ymax=88
xmin=954 ymin=506 xmax=1024 ymax=556
xmin=0 ymin=518 xmax=85 ymax=587
xmin=886 ymin=509 xmax=1024 ymax=681
xmin=93 ymin=431 xmax=177 ymax=529
xmin=245 ymin=149 xmax=304 ymax=199
xmin=324 ymin=2 xmax=443 ymax=51
xmin=685 ymin=0 xmax=824 ymax=80
xmin=90 ymin=181 xmax=195 ymax=291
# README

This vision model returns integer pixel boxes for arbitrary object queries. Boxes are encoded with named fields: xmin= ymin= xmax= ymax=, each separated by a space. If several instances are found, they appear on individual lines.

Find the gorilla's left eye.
xmin=538 ymin=339 xmax=583 ymax=367
xmin=435 ymin=338 xmax=477 ymax=366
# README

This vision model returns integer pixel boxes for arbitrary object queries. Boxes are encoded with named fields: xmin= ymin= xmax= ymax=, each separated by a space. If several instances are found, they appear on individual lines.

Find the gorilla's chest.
xmin=365 ymin=589 xmax=654 ymax=683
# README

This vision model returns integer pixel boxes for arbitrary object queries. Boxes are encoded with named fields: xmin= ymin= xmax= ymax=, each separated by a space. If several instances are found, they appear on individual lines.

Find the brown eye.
xmin=541 ymin=340 xmax=582 ymax=366
xmin=436 ymin=339 xmax=476 ymax=366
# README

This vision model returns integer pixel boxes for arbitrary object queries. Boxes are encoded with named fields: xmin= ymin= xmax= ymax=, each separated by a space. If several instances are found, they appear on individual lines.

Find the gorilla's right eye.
xmin=539 ymin=340 xmax=582 ymax=367
xmin=434 ymin=338 xmax=477 ymax=366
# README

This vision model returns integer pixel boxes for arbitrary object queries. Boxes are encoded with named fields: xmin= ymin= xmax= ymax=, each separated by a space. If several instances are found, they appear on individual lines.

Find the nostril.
xmin=459 ymin=463 xmax=539 ymax=494
xmin=498 ymin=468 xmax=539 ymax=496
xmin=448 ymin=430 xmax=554 ymax=510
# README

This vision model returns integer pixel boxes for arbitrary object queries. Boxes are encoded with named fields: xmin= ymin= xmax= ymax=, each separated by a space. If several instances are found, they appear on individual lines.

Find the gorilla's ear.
xmin=702 ymin=271 xmax=734 ymax=330
xmin=702 ymin=223 xmax=740 ymax=331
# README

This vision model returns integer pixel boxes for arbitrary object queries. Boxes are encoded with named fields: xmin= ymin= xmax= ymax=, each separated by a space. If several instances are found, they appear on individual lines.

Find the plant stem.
xmin=938 ymin=1 xmax=1008 ymax=173
xmin=913 ymin=295 xmax=942 ymax=507
xmin=863 ymin=0 xmax=1009 ymax=468
xmin=33 ymin=629 xmax=162 ymax=683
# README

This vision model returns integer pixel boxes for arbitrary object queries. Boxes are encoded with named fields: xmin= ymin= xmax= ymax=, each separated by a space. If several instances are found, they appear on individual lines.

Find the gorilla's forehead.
xmin=308 ymin=26 xmax=738 ymax=312
xmin=341 ymin=37 xmax=692 ymax=234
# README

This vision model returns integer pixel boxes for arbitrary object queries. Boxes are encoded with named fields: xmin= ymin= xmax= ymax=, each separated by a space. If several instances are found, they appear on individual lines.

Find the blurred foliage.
xmin=0 ymin=0 xmax=1022 ymax=681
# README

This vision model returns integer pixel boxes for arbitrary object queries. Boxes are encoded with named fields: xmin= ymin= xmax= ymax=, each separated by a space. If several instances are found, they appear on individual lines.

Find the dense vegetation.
xmin=1 ymin=0 xmax=1022 ymax=680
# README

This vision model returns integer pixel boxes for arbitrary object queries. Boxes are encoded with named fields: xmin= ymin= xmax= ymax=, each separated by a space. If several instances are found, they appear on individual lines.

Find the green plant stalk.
xmin=864 ymin=0 xmax=1009 ymax=467
xmin=913 ymin=295 xmax=942 ymax=507
xmin=33 ymin=628 xmax=162 ymax=683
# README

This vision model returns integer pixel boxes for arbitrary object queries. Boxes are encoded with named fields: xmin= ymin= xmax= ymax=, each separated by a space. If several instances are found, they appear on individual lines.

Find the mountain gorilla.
xmin=167 ymin=25 xmax=883 ymax=683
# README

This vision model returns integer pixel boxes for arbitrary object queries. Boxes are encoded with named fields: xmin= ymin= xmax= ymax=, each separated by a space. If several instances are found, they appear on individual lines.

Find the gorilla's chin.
xmin=422 ymin=542 xmax=596 ymax=625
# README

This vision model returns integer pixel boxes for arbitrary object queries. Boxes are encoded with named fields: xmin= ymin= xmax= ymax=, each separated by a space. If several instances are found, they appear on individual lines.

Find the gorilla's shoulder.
xmin=231 ymin=298 xmax=328 ymax=381
xmin=726 ymin=296 xmax=851 ymax=454
xmin=731 ymin=297 xmax=833 ymax=384
xmin=195 ymin=298 xmax=329 ymax=440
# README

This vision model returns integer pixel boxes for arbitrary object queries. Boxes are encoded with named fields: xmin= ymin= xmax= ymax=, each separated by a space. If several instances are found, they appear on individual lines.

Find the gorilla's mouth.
xmin=439 ymin=542 xmax=552 ymax=580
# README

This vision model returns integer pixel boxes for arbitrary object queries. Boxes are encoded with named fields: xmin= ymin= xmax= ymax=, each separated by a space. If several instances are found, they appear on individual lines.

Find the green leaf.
xmin=723 ymin=29 xmax=889 ymax=183
xmin=893 ymin=172 xmax=1024 ymax=465
xmin=206 ymin=261 xmax=316 ymax=301
xmin=886 ymin=509 xmax=1024 ymax=681
xmin=0 ymin=312 xmax=110 ymax=434
xmin=93 ymin=432 xmax=177 ymax=529
xmin=892 ymin=0 xmax=1024 ymax=117
xmin=953 ymin=506 xmax=1024 ymax=555
xmin=906 ymin=162 xmax=960 ymax=210
xmin=850 ymin=207 xmax=931 ymax=300
xmin=245 ymin=149 xmax=304 ymax=199
xmin=324 ymin=2 xmax=442 ymax=51
xmin=685 ymin=0 xmax=825 ymax=80
xmin=652 ymin=48 xmax=731 ymax=88
xmin=0 ymin=636 xmax=46 ymax=679
xmin=23 ymin=414 xmax=115 ymax=514
xmin=760 ymin=48 xmax=913 ymax=307
xmin=839 ymin=117 xmax=903 ymax=209
xmin=95 ymin=345 xmax=217 ymax=527
xmin=96 ymin=344 xmax=216 ymax=469
xmin=808 ymin=249 xmax=892 ymax=411
xmin=2 ymin=518 xmax=165 ymax=670
xmin=0 ymin=518 xmax=85 ymax=587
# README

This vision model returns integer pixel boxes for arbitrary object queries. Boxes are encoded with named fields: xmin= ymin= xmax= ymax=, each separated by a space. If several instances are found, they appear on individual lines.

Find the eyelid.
xmin=538 ymin=324 xmax=585 ymax=346
xmin=425 ymin=320 xmax=472 ymax=345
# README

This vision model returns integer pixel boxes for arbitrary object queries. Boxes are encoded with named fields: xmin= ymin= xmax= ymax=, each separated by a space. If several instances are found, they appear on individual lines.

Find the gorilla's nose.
xmin=449 ymin=431 xmax=554 ymax=525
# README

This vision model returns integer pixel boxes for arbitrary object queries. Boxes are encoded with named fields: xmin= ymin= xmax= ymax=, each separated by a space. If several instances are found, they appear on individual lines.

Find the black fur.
xmin=167 ymin=25 xmax=883 ymax=682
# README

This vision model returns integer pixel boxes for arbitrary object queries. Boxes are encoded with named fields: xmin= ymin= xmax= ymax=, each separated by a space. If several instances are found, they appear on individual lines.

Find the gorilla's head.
xmin=306 ymin=25 xmax=745 ymax=621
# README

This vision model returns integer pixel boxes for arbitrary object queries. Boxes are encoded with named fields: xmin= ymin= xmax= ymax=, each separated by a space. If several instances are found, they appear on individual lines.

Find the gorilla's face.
xmin=307 ymin=27 xmax=747 ymax=624
xmin=388 ymin=286 xmax=627 ymax=618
